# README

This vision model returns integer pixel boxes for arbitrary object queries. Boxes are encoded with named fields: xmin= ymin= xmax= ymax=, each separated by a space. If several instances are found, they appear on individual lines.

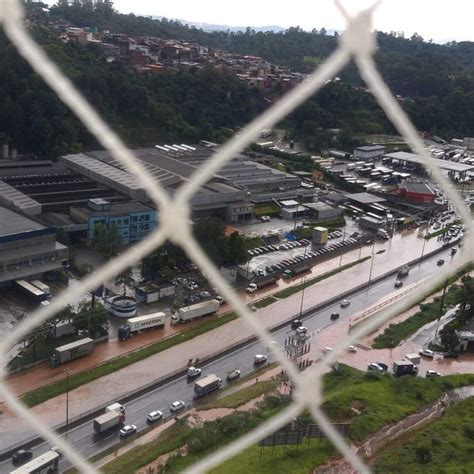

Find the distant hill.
xmin=151 ymin=17 xmax=286 ymax=33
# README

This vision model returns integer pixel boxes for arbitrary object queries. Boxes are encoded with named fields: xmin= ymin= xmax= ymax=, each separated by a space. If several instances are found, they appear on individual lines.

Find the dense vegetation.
xmin=49 ymin=2 xmax=474 ymax=141
xmin=5 ymin=2 xmax=474 ymax=159
xmin=0 ymin=5 xmax=265 ymax=158
xmin=373 ymin=396 xmax=474 ymax=473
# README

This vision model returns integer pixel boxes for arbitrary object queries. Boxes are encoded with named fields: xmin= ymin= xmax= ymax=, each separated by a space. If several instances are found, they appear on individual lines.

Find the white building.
xmin=353 ymin=145 xmax=386 ymax=161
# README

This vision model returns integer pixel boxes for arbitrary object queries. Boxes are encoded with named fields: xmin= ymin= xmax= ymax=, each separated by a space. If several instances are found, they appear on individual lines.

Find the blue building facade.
xmin=71 ymin=200 xmax=157 ymax=245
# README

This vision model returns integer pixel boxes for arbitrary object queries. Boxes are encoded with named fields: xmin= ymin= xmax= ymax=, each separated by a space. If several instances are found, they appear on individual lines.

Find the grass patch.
xmin=424 ymin=224 xmax=453 ymax=240
xmin=102 ymin=420 xmax=193 ymax=474
xmin=210 ymin=439 xmax=335 ymax=474
xmin=372 ymin=396 xmax=474 ymax=473
xmin=197 ymin=380 xmax=279 ymax=410
xmin=372 ymin=285 xmax=460 ymax=349
xmin=21 ymin=312 xmax=239 ymax=408
xmin=252 ymin=296 xmax=277 ymax=309
xmin=319 ymin=365 xmax=474 ymax=444
xmin=244 ymin=236 xmax=265 ymax=251
xmin=254 ymin=204 xmax=280 ymax=217
xmin=273 ymin=256 xmax=371 ymax=299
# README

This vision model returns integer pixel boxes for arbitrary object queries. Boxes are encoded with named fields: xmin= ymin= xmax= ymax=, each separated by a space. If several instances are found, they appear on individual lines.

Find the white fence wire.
xmin=0 ymin=0 xmax=472 ymax=472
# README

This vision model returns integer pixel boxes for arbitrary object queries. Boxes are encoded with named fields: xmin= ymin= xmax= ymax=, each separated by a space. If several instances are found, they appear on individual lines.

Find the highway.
xmin=1 ymin=245 xmax=458 ymax=472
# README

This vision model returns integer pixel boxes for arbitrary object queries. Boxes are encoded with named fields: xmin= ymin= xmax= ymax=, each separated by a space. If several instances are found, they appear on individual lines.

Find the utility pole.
xmin=435 ymin=278 xmax=449 ymax=338
xmin=65 ymin=368 xmax=70 ymax=440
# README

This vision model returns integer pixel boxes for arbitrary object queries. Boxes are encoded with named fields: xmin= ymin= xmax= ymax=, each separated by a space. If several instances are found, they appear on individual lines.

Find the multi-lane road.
xmin=1 ymin=245 xmax=458 ymax=472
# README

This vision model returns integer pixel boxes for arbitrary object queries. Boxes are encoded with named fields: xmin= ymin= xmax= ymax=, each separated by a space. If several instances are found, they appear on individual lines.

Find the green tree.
xmin=115 ymin=267 xmax=134 ymax=296
xmin=93 ymin=222 xmax=122 ymax=259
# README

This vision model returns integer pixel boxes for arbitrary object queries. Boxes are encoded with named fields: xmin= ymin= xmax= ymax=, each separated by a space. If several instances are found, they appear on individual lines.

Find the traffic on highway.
xmin=1 ymin=245 xmax=458 ymax=473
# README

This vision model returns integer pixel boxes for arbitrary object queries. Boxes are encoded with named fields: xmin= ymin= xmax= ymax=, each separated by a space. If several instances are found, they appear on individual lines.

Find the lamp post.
xmin=65 ymin=368 xmax=69 ymax=439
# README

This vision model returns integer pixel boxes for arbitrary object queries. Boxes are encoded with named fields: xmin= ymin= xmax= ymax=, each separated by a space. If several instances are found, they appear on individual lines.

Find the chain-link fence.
xmin=0 ymin=0 xmax=472 ymax=473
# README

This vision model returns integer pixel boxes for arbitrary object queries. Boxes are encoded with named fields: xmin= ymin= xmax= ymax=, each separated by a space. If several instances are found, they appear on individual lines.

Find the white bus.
xmin=10 ymin=450 xmax=59 ymax=474
xmin=14 ymin=280 xmax=46 ymax=303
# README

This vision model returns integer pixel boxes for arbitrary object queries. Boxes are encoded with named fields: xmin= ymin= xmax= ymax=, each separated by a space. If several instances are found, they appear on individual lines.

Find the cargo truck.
xmin=118 ymin=312 xmax=166 ymax=341
xmin=170 ymin=299 xmax=219 ymax=325
xmin=93 ymin=410 xmax=125 ymax=434
xmin=50 ymin=337 xmax=94 ymax=368
xmin=393 ymin=360 xmax=418 ymax=376
xmin=405 ymin=353 xmax=421 ymax=365
xmin=194 ymin=374 xmax=223 ymax=398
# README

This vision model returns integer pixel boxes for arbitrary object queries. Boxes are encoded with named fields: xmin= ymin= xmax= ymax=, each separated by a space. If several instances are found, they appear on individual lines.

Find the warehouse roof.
xmin=345 ymin=192 xmax=386 ymax=204
xmin=0 ymin=205 xmax=45 ymax=235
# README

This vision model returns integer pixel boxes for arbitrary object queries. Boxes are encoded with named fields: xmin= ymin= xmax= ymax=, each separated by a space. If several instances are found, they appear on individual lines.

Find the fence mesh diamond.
xmin=0 ymin=0 xmax=472 ymax=473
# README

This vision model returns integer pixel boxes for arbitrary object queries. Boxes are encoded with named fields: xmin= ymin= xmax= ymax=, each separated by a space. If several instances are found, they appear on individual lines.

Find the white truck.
xmin=93 ymin=410 xmax=125 ymax=434
xmin=405 ymin=353 xmax=421 ymax=365
xmin=50 ymin=337 xmax=94 ymax=368
xmin=194 ymin=374 xmax=223 ymax=398
xmin=170 ymin=299 xmax=220 ymax=325
xmin=118 ymin=312 xmax=166 ymax=341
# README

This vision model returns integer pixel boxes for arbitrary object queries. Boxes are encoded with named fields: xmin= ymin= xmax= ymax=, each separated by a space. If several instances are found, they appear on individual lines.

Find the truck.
xmin=135 ymin=282 xmax=175 ymax=304
xmin=106 ymin=402 xmax=125 ymax=414
xmin=118 ymin=312 xmax=166 ymax=341
xmin=50 ymin=337 xmax=94 ymax=368
xmin=194 ymin=374 xmax=222 ymax=398
xmin=170 ymin=299 xmax=220 ymax=325
xmin=247 ymin=275 xmax=279 ymax=293
xmin=93 ymin=410 xmax=125 ymax=434
xmin=405 ymin=353 xmax=421 ymax=365
xmin=393 ymin=360 xmax=418 ymax=376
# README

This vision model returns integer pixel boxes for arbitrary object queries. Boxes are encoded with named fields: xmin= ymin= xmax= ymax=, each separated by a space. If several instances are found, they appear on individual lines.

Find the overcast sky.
xmin=104 ymin=0 xmax=474 ymax=42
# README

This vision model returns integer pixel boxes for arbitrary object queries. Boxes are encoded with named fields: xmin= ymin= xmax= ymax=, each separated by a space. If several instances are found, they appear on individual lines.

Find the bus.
xmin=10 ymin=450 xmax=59 ymax=474
xmin=31 ymin=280 xmax=52 ymax=298
xmin=14 ymin=280 xmax=46 ymax=303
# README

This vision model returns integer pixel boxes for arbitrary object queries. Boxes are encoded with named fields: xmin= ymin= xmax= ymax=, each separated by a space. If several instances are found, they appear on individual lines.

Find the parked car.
xmin=322 ymin=347 xmax=333 ymax=354
xmin=340 ymin=300 xmax=351 ymax=308
xmin=367 ymin=363 xmax=384 ymax=372
xmin=394 ymin=280 xmax=403 ymax=288
xmin=346 ymin=345 xmax=357 ymax=353
xmin=227 ymin=369 xmax=241 ymax=381
xmin=419 ymin=348 xmax=435 ymax=358
xmin=119 ymin=424 xmax=137 ymax=438
xmin=437 ymin=259 xmax=445 ymax=266
xmin=246 ymin=283 xmax=258 ymax=293
xmin=426 ymin=370 xmax=441 ymax=378
xmin=12 ymin=450 xmax=33 ymax=465
xmin=170 ymin=400 xmax=186 ymax=412
xmin=376 ymin=362 xmax=388 ymax=372
xmin=147 ymin=410 xmax=163 ymax=423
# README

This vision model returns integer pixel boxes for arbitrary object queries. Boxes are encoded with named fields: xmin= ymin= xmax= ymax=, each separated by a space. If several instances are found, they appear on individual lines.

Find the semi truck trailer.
xmin=93 ymin=410 xmax=125 ymax=434
xmin=118 ymin=312 xmax=166 ymax=340
xmin=50 ymin=337 xmax=94 ymax=368
xmin=170 ymin=299 xmax=219 ymax=325
xmin=194 ymin=374 xmax=223 ymax=398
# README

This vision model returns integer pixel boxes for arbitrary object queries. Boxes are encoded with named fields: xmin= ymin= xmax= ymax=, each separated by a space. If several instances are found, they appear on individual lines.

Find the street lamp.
xmin=65 ymin=368 xmax=69 ymax=439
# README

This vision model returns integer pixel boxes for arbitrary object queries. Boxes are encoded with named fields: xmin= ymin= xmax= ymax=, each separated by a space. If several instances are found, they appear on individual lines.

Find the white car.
xmin=170 ymin=400 xmax=186 ymax=412
xmin=367 ymin=363 xmax=384 ymax=372
xmin=426 ymin=370 xmax=441 ymax=378
xmin=147 ymin=410 xmax=163 ymax=423
xmin=254 ymin=354 xmax=268 ymax=364
xmin=340 ymin=300 xmax=351 ymax=308
xmin=227 ymin=369 xmax=241 ymax=381
xmin=119 ymin=424 xmax=137 ymax=438
xmin=346 ymin=345 xmax=357 ymax=353
xmin=322 ymin=347 xmax=333 ymax=354
xmin=419 ymin=348 xmax=435 ymax=358
xmin=246 ymin=283 xmax=258 ymax=293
